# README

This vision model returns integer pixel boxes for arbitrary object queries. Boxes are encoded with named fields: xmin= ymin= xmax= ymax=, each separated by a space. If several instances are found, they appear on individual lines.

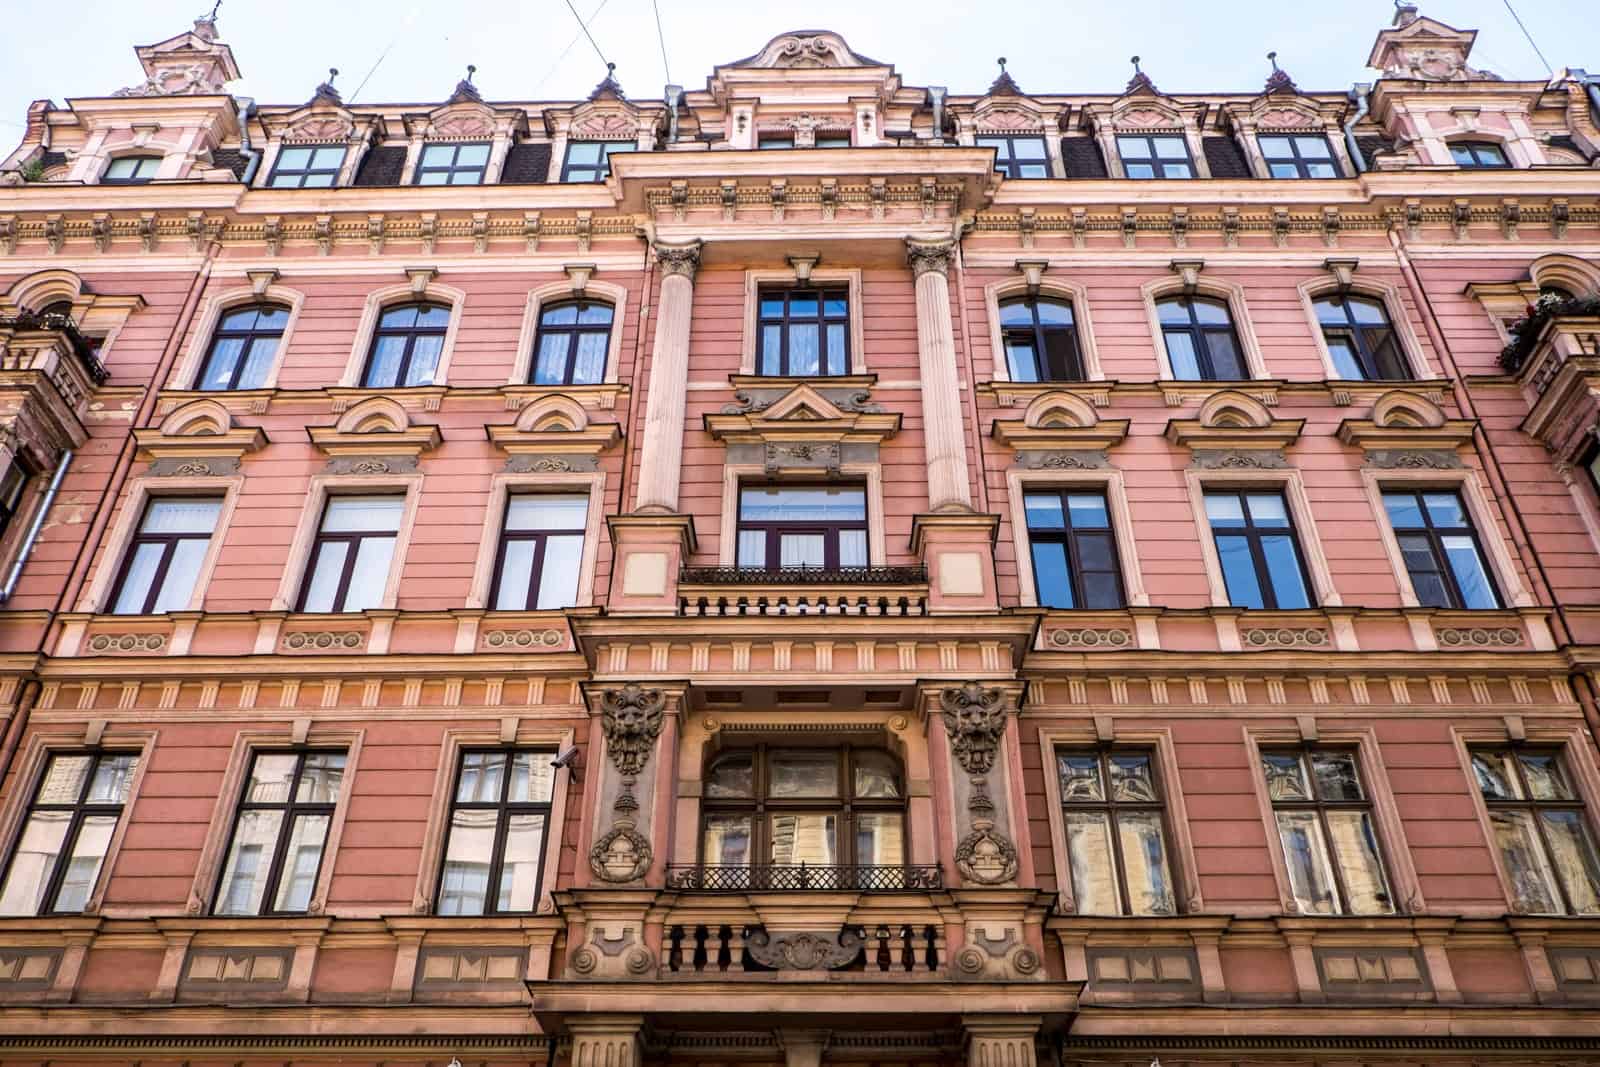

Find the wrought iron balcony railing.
xmin=0 ymin=312 xmax=109 ymax=385
xmin=665 ymin=862 xmax=944 ymax=892
xmin=679 ymin=565 xmax=928 ymax=585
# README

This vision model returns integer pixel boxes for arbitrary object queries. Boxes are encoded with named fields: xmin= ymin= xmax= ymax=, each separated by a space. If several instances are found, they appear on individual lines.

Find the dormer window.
xmin=976 ymin=135 xmax=1051 ymax=179
xmin=1259 ymin=134 xmax=1340 ymax=179
xmin=560 ymin=141 xmax=633 ymax=182
xmin=1449 ymin=141 xmax=1510 ymax=169
xmin=415 ymin=143 xmax=489 ymax=185
xmin=267 ymin=145 xmax=345 ymax=188
xmin=1117 ymin=135 xmax=1192 ymax=179
xmin=102 ymin=156 xmax=161 ymax=185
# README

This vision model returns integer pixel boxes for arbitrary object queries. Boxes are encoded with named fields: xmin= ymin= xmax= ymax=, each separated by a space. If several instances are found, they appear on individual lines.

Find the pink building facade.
xmin=0 ymin=7 xmax=1598 ymax=1064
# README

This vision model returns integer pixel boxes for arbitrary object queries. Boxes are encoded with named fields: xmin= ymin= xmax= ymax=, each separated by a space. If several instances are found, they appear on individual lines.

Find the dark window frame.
xmin=1381 ymin=488 xmax=1502 ymax=610
xmin=490 ymin=494 xmax=589 ymax=611
xmin=101 ymin=156 xmax=162 ymax=185
xmin=1314 ymin=293 xmax=1413 ymax=381
xmin=1449 ymin=141 xmax=1511 ymax=169
xmin=434 ymin=746 xmax=556 ymax=916
xmin=1022 ymin=487 xmax=1126 ymax=609
xmin=196 ymin=303 xmax=289 ymax=391
xmin=0 ymin=749 xmax=136 ymax=915
xmin=0 ymin=457 xmax=36 ymax=546
xmin=295 ymin=495 xmax=404 ymax=614
xmin=1116 ymin=134 xmax=1194 ymax=179
xmin=735 ymin=483 xmax=868 ymax=571
xmin=1157 ymin=295 xmax=1248 ymax=381
xmin=814 ymin=133 xmax=852 ymax=148
xmin=975 ymin=134 xmax=1053 ymax=179
xmin=1472 ymin=745 xmax=1600 ymax=916
xmin=413 ymin=142 xmax=490 ymax=185
xmin=1584 ymin=440 xmax=1600 ymax=504
xmin=211 ymin=749 xmax=344 ymax=917
xmin=529 ymin=298 xmax=614 ymax=385
xmin=265 ymin=144 xmax=346 ymax=188
xmin=757 ymin=134 xmax=796 ymax=150
xmin=755 ymin=287 xmax=851 ymax=377
xmin=1259 ymin=133 xmax=1341 ymax=179
xmin=1260 ymin=746 xmax=1396 ymax=915
xmin=698 ymin=744 xmax=907 ymax=867
xmin=360 ymin=301 xmax=449 ymax=389
xmin=107 ymin=496 xmax=221 ymax=616
xmin=559 ymin=140 xmax=635 ymax=182
xmin=1203 ymin=488 xmax=1315 ymax=610
xmin=1055 ymin=746 xmax=1180 ymax=916
xmin=999 ymin=295 xmax=1085 ymax=381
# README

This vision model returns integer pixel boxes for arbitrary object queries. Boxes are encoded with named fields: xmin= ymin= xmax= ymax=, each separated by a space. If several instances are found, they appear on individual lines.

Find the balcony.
xmin=0 ymin=312 xmax=109 ymax=456
xmin=1505 ymin=303 xmax=1600 ymax=455
xmin=663 ymin=919 xmax=943 ymax=976
xmin=0 ymin=312 xmax=109 ymax=387
xmin=665 ymin=862 xmax=943 ymax=892
xmin=677 ymin=564 xmax=930 ymax=617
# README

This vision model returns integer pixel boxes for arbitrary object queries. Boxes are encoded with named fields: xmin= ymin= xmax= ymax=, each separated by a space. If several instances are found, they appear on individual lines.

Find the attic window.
xmin=758 ymin=134 xmax=796 ymax=149
xmin=415 ymin=142 xmax=489 ymax=185
xmin=268 ymin=145 xmax=345 ymax=188
xmin=976 ymin=135 xmax=1051 ymax=179
xmin=1259 ymin=134 xmax=1339 ymax=179
xmin=102 ymin=156 xmax=162 ymax=184
xmin=1448 ymin=141 xmax=1510 ymax=169
xmin=561 ymin=141 xmax=633 ymax=182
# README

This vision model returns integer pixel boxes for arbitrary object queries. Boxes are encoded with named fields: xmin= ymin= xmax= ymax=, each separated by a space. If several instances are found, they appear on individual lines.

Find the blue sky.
xmin=0 ymin=0 xmax=1591 ymax=135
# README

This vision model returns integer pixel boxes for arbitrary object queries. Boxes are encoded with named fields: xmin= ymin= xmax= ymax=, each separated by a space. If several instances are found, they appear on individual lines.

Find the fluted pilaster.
xmin=636 ymin=240 xmax=701 ymax=513
xmin=906 ymin=238 xmax=972 ymax=512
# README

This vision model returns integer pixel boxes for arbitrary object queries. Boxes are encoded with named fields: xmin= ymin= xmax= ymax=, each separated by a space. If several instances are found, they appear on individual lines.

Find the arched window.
xmin=196 ymin=304 xmax=289 ymax=391
xmin=999 ymin=295 xmax=1084 ymax=381
xmin=1156 ymin=295 xmax=1246 ymax=381
xmin=530 ymin=299 xmax=613 ymax=385
xmin=700 ymin=746 xmax=907 ymax=882
xmin=102 ymin=156 xmax=162 ymax=184
xmin=1312 ymin=294 xmax=1410 ymax=381
xmin=1448 ymin=141 xmax=1510 ymax=169
xmin=361 ymin=302 xmax=450 ymax=388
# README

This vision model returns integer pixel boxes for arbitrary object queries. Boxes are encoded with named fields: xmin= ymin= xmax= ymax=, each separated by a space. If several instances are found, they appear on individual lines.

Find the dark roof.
xmin=38 ymin=150 xmax=66 ymax=170
xmin=1547 ymin=134 xmax=1590 ymax=161
xmin=500 ymin=142 xmax=553 ymax=184
xmin=1059 ymin=136 xmax=1108 ymax=179
xmin=1355 ymin=134 xmax=1395 ymax=169
xmin=352 ymin=144 xmax=407 ymax=187
xmin=211 ymin=148 xmax=250 ymax=179
xmin=1202 ymin=135 xmax=1253 ymax=178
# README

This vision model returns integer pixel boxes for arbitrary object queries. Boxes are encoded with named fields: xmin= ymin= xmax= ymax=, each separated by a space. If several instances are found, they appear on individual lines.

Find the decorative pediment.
xmin=406 ymin=97 xmax=524 ymax=142
xmin=1226 ymin=91 xmax=1345 ymax=133
xmin=1368 ymin=10 xmax=1499 ymax=82
xmin=704 ymin=382 xmax=899 ymax=445
xmin=133 ymin=399 xmax=266 ymax=460
xmin=114 ymin=17 xmax=240 ymax=98
xmin=730 ymin=31 xmax=880 ymax=70
xmin=308 ymin=397 xmax=441 ymax=458
xmin=972 ymin=96 xmax=1048 ymax=134
xmin=262 ymin=101 xmax=377 ymax=145
xmin=544 ymin=91 xmax=645 ymax=142
xmin=1165 ymin=390 xmax=1304 ymax=450
xmin=1337 ymin=390 xmax=1476 ymax=451
xmin=487 ymin=394 xmax=621 ymax=458
xmin=991 ymin=391 xmax=1129 ymax=452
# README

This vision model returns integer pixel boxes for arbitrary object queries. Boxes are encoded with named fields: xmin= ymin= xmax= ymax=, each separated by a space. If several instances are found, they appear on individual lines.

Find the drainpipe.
xmin=1344 ymin=82 xmax=1372 ymax=174
xmin=663 ymin=85 xmax=683 ymax=145
xmin=928 ymin=87 xmax=948 ymax=145
xmin=234 ymin=96 xmax=262 ymax=185
xmin=0 ymin=450 xmax=71 ymax=603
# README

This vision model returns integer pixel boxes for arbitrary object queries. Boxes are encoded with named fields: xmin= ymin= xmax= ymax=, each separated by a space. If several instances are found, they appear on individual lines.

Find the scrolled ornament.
xmin=939 ymin=682 xmax=1009 ymax=776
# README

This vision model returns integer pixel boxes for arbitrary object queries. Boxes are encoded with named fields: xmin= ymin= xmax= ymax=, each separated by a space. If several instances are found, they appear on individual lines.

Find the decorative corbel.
xmin=589 ymin=684 xmax=666 ymax=884
xmin=523 ymin=211 xmax=541 ymax=253
xmin=1404 ymin=199 xmax=1422 ymax=240
xmin=130 ymin=123 xmax=160 ymax=148
xmin=246 ymin=268 xmax=280 ymax=297
xmin=670 ymin=179 xmax=687 ymax=222
xmin=819 ymin=178 xmax=837 ymax=222
xmin=1014 ymin=259 xmax=1047 ymax=295
xmin=0 ymin=216 xmax=14 ymax=256
xmin=1321 ymin=206 xmax=1340 ymax=248
xmin=1272 ymin=207 xmax=1290 ymax=248
xmin=1120 ymin=207 xmax=1137 ymax=249
xmin=314 ymin=214 xmax=333 ymax=256
xmin=471 ymin=211 xmax=489 ymax=254
xmin=1550 ymin=199 xmax=1569 ymax=240
xmin=920 ymin=176 xmax=937 ymax=222
xmin=940 ymin=683 xmax=1018 ymax=886
xmin=1500 ymin=199 xmax=1520 ymax=241
xmin=1222 ymin=206 xmax=1240 ymax=248
xmin=770 ymin=180 xmax=787 ymax=222
xmin=404 ymin=266 xmax=438 ymax=296
xmin=44 ymin=215 xmax=63 ymax=255
xmin=869 ymin=178 xmax=887 ymax=220
xmin=419 ymin=213 xmax=438 ymax=255
xmin=1321 ymin=258 xmax=1358 ymax=292
xmin=1170 ymin=259 xmax=1204 ymax=294
xmin=720 ymin=180 xmax=738 ymax=222
xmin=367 ymin=214 xmax=385 ymax=255
xmin=262 ymin=216 xmax=282 ymax=257
xmin=786 ymin=253 xmax=819 ymax=285
xmin=186 ymin=211 xmax=205 ymax=252
xmin=1018 ymin=206 xmax=1037 ymax=249
xmin=1171 ymin=206 xmax=1188 ymax=249
xmin=91 ymin=214 xmax=111 ymax=254
xmin=138 ymin=212 xmax=157 ymax=253
xmin=564 ymin=262 xmax=595 ymax=296
xmin=1070 ymin=207 xmax=1087 ymax=249
xmin=576 ymin=211 xmax=593 ymax=254
xmin=1452 ymin=199 xmax=1471 ymax=240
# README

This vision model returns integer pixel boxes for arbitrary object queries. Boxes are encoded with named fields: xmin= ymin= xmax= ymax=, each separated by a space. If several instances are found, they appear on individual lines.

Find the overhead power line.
xmin=562 ymin=0 xmax=613 ymax=73
xmin=1501 ymin=0 xmax=1552 ymax=75
xmin=652 ymin=0 xmax=673 ymax=85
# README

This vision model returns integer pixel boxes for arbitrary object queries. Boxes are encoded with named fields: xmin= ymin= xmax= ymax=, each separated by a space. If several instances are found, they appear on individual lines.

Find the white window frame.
xmin=171 ymin=280 xmax=307 ymax=392
xmin=983 ymin=276 xmax=1104 ymax=383
xmin=1005 ymin=468 xmax=1150 ymax=608
xmin=1141 ymin=275 xmax=1270 ymax=381
xmin=467 ymin=471 xmax=607 ymax=610
xmin=270 ymin=473 xmax=425 ymax=613
xmin=1182 ymin=466 xmax=1342 ymax=609
xmin=741 ymin=269 xmax=866 ymax=376
xmin=1295 ymin=275 xmax=1434 ymax=382
xmin=509 ymin=279 xmax=628 ymax=386
xmin=340 ymin=280 xmax=467 ymax=389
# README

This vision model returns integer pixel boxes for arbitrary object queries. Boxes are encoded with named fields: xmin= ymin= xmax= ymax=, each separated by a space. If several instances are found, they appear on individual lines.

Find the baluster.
xmin=692 ymin=924 xmax=708 ymax=972
xmin=728 ymin=924 xmax=747 ymax=973
xmin=931 ymin=923 xmax=946 ymax=972
xmin=714 ymin=924 xmax=732 ymax=971
xmin=897 ymin=925 xmax=914 ymax=971
xmin=874 ymin=925 xmax=891 ymax=972
xmin=667 ymin=925 xmax=683 ymax=972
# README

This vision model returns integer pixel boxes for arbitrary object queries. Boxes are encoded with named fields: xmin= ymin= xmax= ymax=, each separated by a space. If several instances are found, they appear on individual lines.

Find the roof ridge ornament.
xmin=1264 ymin=51 xmax=1298 ymax=94
xmin=987 ymin=56 xmax=1022 ymax=96
xmin=590 ymin=62 xmax=625 ymax=101
xmin=1125 ymin=55 xmax=1160 ymax=95
xmin=310 ymin=68 xmax=341 ymax=106
xmin=448 ymin=64 xmax=481 ymax=104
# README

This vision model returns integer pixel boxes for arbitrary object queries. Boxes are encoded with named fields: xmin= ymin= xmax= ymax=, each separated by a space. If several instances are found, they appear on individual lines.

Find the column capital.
xmin=654 ymin=239 xmax=702 ymax=280
xmin=906 ymin=237 xmax=954 ymax=278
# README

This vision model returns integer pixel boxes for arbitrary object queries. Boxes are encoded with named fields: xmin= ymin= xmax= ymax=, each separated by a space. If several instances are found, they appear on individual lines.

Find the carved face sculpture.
xmin=599 ymin=684 xmax=666 ymax=776
xmin=939 ymin=683 xmax=1008 ymax=776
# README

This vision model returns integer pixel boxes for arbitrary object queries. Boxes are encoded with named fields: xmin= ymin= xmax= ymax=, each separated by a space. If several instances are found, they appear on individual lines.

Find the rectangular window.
xmin=1204 ymin=490 xmax=1312 ymax=610
xmin=814 ymin=133 xmax=852 ymax=148
xmin=1117 ymin=134 xmax=1192 ymax=179
xmin=266 ymin=145 xmax=346 ymax=188
xmin=436 ymin=749 xmax=555 ymax=915
xmin=0 ymin=751 xmax=139 ymax=915
xmin=560 ymin=140 xmax=634 ymax=182
xmin=1056 ymin=749 xmax=1177 ymax=915
xmin=1381 ymin=489 xmax=1500 ymax=610
xmin=758 ymin=134 xmax=796 ymax=149
xmin=102 ymin=156 xmax=161 ymax=184
xmin=1258 ymin=134 xmax=1340 ymax=178
xmin=491 ymin=494 xmax=588 ymax=610
xmin=414 ymin=142 xmax=490 ymax=185
xmin=976 ymin=134 xmax=1052 ymax=179
xmin=1261 ymin=748 xmax=1394 ymax=914
xmin=0 ymin=458 xmax=35 ymax=544
xmin=1472 ymin=747 xmax=1600 ymax=915
xmin=108 ymin=497 xmax=223 ymax=615
xmin=1023 ymin=489 xmax=1124 ymax=609
xmin=214 ymin=751 xmax=346 ymax=915
xmin=736 ymin=485 xmax=867 ymax=572
xmin=1449 ymin=142 xmax=1510 ymax=169
xmin=297 ymin=495 xmax=404 ymax=613
xmin=756 ymin=287 xmax=850 ymax=376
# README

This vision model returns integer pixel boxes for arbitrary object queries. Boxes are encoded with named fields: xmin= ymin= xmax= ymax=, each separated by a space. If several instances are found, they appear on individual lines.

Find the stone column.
xmin=569 ymin=1015 xmax=645 ymax=1067
xmin=636 ymin=240 xmax=701 ymax=513
xmin=906 ymin=238 xmax=972 ymax=514
xmin=962 ymin=1015 xmax=1040 ymax=1067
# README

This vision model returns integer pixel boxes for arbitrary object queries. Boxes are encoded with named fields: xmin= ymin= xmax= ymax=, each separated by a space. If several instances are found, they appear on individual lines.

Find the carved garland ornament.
xmin=746 ymin=928 xmax=863 ymax=971
xmin=589 ymin=684 xmax=666 ymax=883
xmin=940 ymin=683 xmax=1019 ymax=885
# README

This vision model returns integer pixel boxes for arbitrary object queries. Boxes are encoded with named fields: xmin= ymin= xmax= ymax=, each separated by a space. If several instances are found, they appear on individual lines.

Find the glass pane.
xmin=296 ymin=753 xmax=346 ymax=803
xmin=1260 ymin=534 xmax=1310 ymax=609
xmin=438 ymin=809 xmax=496 ymax=916
xmin=1005 ymin=339 xmax=1039 ymax=381
xmin=323 ymin=497 xmax=403 ymax=533
xmin=1422 ymin=493 xmax=1468 ymax=527
xmin=1490 ymin=809 xmax=1563 ymax=914
xmin=299 ymin=540 xmax=349 ymax=613
xmin=1117 ymin=136 xmax=1152 ymax=159
xmin=278 ymin=147 xmax=313 ymax=170
xmin=214 ymin=809 xmax=285 ymax=916
xmin=1539 ymin=810 xmax=1600 ymax=914
xmin=1083 ymin=571 xmax=1122 ymax=609
xmin=111 ymin=542 xmax=163 ymax=614
xmin=567 ymin=142 xmax=601 ymax=165
xmin=496 ymin=812 xmax=546 ymax=912
xmin=739 ymin=487 xmax=864 ymax=522
xmin=1325 ymin=810 xmax=1394 ymax=914
xmin=509 ymin=751 xmax=556 ymax=803
xmin=87 ymin=755 xmax=139 ymax=804
xmin=853 ymin=752 xmax=901 ymax=798
xmin=1310 ymin=751 xmax=1363 ymax=801
xmin=1382 ymin=493 xmax=1425 ymax=528
xmin=403 ymin=334 xmax=443 ymax=386
xmin=143 ymin=499 xmax=221 ymax=535
xmin=823 ymin=293 xmax=847 ymax=318
xmin=1019 ymin=164 xmax=1049 ymax=178
xmin=1030 ymin=541 xmax=1073 ymax=609
xmin=1272 ymin=162 xmax=1303 ymax=178
xmin=340 ymin=536 xmax=395 ymax=611
xmin=1517 ymin=753 xmax=1574 ymax=801
xmin=705 ymin=752 xmax=754 ymax=797
xmin=532 ymin=334 xmax=570 ymax=385
xmin=1471 ymin=751 xmax=1521 ymax=800
xmin=235 ymin=337 xmax=278 ymax=390
xmin=1306 ymin=162 xmax=1338 ymax=178
xmin=1156 ymin=298 xmax=1191 ymax=326
xmin=998 ymin=299 xmax=1034 ymax=327
xmin=1262 ymin=753 xmax=1311 ymax=801
xmin=506 ymin=494 xmax=588 ymax=531
xmin=455 ymin=143 xmax=489 ymax=166
xmin=1204 ymin=494 xmax=1244 ymax=526
xmin=768 ymin=752 xmax=838 ymax=797
xmin=1258 ymin=136 xmax=1291 ymax=156
xmin=151 ymin=536 xmax=209 ymax=613
xmin=200 ymin=337 xmax=245 ymax=390
xmin=1125 ymin=163 xmax=1155 ymax=179
xmin=1066 ymin=494 xmax=1109 ymax=529
xmin=1442 ymin=535 xmax=1497 ymax=609
xmin=1325 ymin=333 xmax=1365 ymax=379
xmin=1109 ymin=753 xmax=1158 ymax=802
xmin=1066 ymin=811 xmax=1119 ymax=915
xmin=1276 ymin=810 xmax=1340 ymax=914
xmin=535 ymin=535 xmax=583 ymax=609
xmin=573 ymin=330 xmax=609 ymax=383
xmin=493 ymin=540 xmax=535 ymax=610
xmin=1024 ymin=493 xmax=1065 ymax=529
xmin=789 ymin=293 xmax=819 ymax=317
xmin=1058 ymin=753 xmax=1104 ymax=801
xmin=1242 ymin=494 xmax=1287 ymax=526
xmin=1215 ymin=534 xmax=1264 ymax=610
xmin=789 ymin=324 xmax=820 ymax=375
xmin=245 ymin=754 xmax=299 ymax=803
xmin=760 ymin=295 xmax=785 ymax=318
xmin=779 ymin=534 xmax=825 ymax=568
xmin=702 ymin=814 xmax=752 ymax=865
xmin=363 ymin=334 xmax=407 ymax=386
xmin=1202 ymin=331 xmax=1245 ymax=379
xmin=270 ymin=814 xmax=329 ymax=912
xmin=1153 ymin=136 xmax=1186 ymax=158
xmin=380 ymin=304 xmax=422 ymax=329
xmin=768 ymin=813 xmax=837 ymax=865
xmin=1117 ymin=811 xmax=1176 ymax=915
xmin=1298 ymin=136 xmax=1332 ymax=158
xmin=0 ymin=811 xmax=71 ymax=915
xmin=856 ymin=812 xmax=905 ymax=865
xmin=838 ymin=528 xmax=867 ymax=568
xmin=457 ymin=752 xmax=508 ymax=803
xmin=420 ymin=145 xmax=455 ymax=165
xmin=48 ymin=813 xmax=116 ymax=913
xmin=1164 ymin=330 xmax=1201 ymax=379
xmin=736 ymin=529 xmax=766 ymax=568
xmin=825 ymin=324 xmax=846 ymax=375
xmin=1076 ymin=531 xmax=1115 ymax=573
xmin=543 ymin=303 xmax=580 ymax=326
xmin=760 ymin=325 xmax=783 ymax=375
